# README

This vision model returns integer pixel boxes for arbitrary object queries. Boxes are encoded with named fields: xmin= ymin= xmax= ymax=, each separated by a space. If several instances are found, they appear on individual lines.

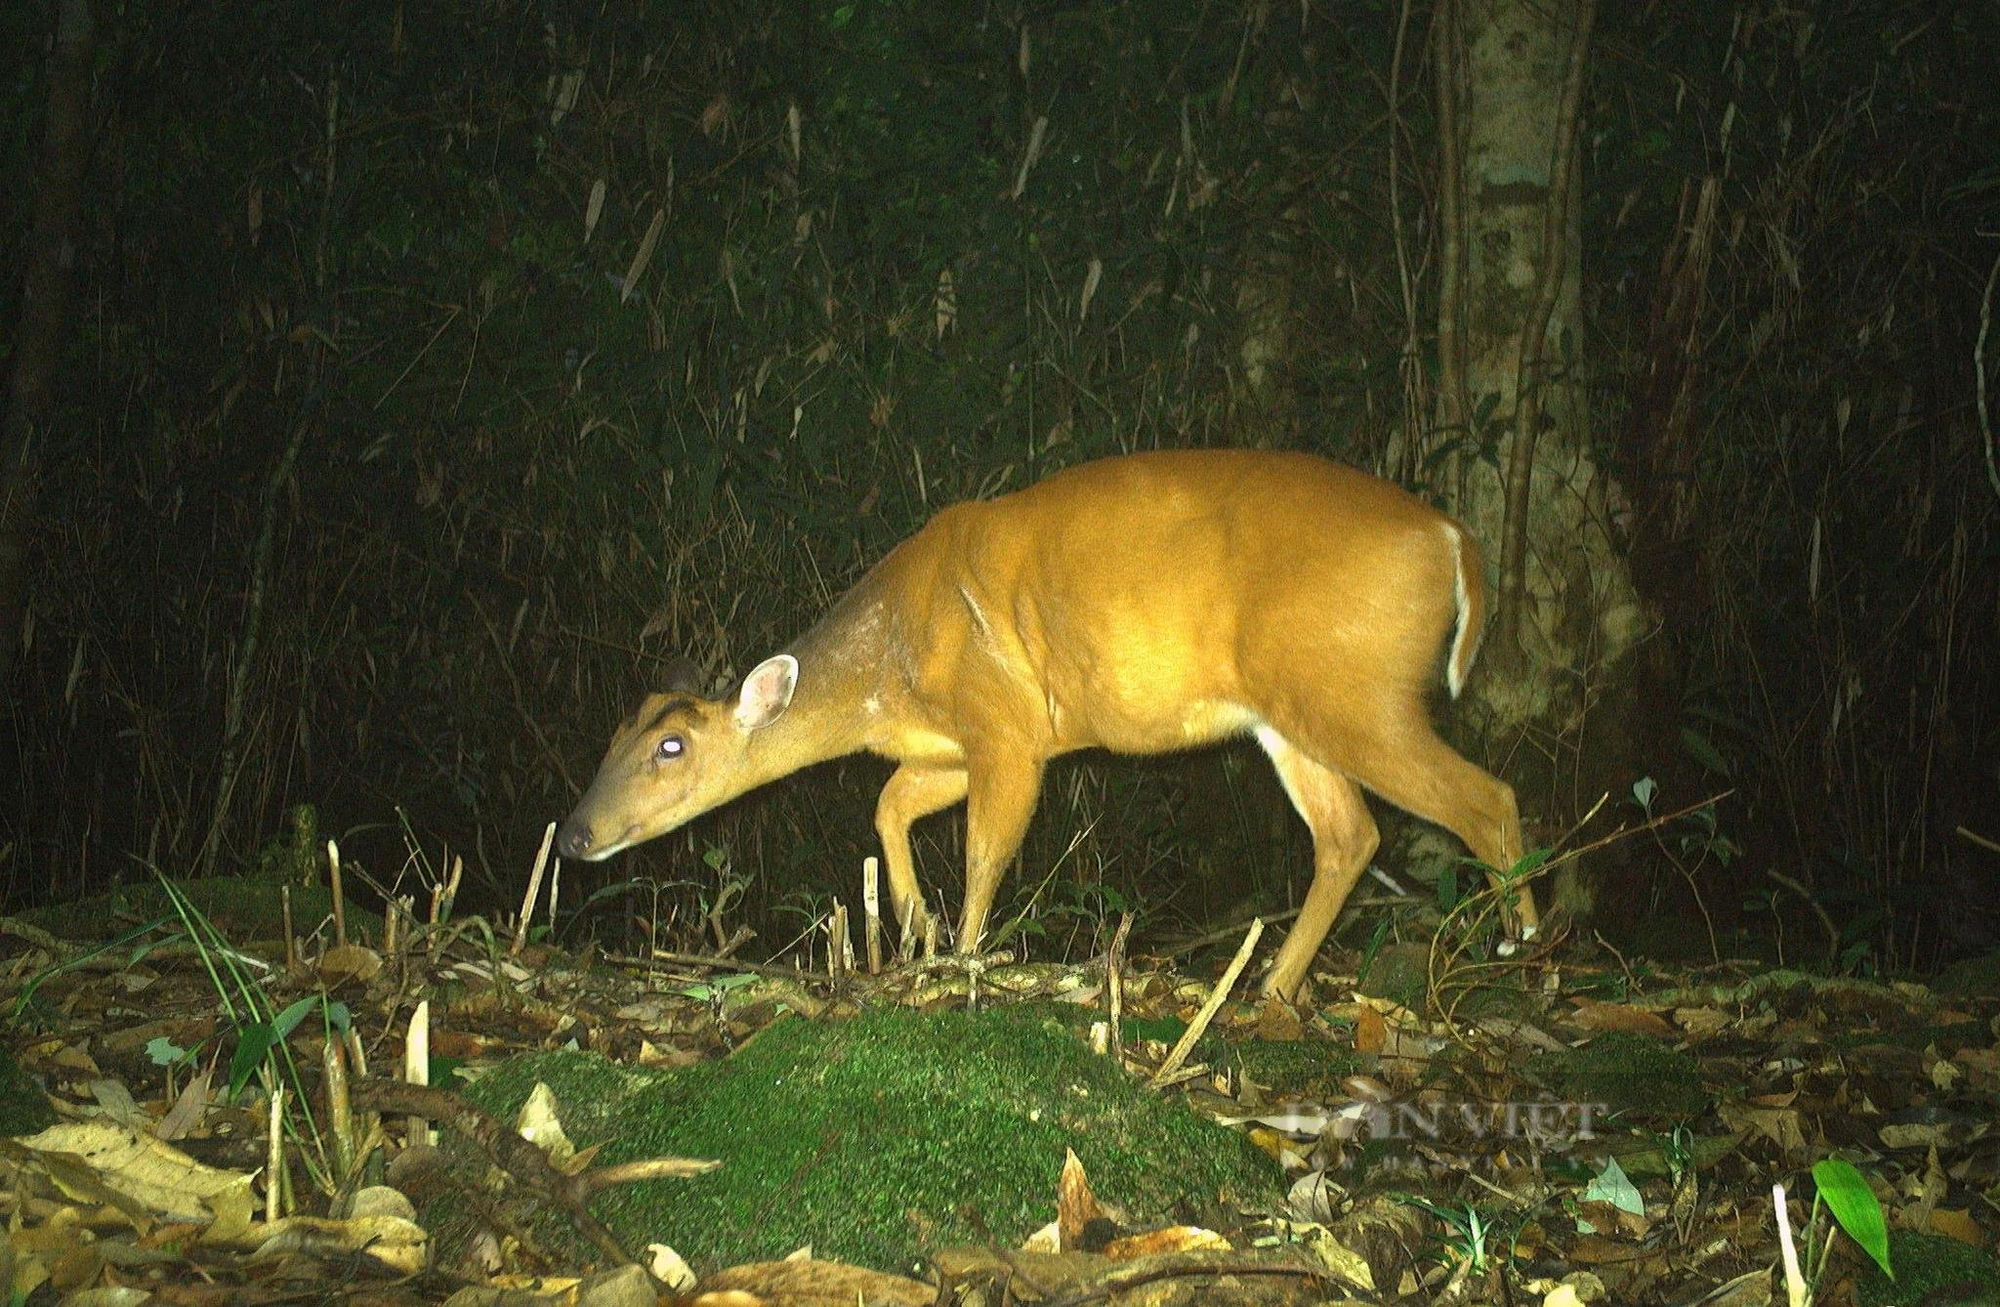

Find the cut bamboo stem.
xmin=512 ymin=822 xmax=556 ymax=956
xmin=1150 ymin=918 xmax=1263 ymax=1088
xmin=863 ymin=857 xmax=883 ymax=975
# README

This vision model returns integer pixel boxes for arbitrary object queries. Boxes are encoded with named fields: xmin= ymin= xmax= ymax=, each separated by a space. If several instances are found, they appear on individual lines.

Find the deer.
xmin=556 ymin=448 xmax=1537 ymax=999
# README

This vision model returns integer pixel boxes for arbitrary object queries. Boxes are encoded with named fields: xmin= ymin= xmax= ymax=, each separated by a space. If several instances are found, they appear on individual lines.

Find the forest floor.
xmin=2 ymin=876 xmax=1998 ymax=1306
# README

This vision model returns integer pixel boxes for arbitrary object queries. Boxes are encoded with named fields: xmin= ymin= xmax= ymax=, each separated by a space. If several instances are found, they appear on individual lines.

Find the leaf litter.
xmin=0 ymin=890 xmax=1997 ymax=1305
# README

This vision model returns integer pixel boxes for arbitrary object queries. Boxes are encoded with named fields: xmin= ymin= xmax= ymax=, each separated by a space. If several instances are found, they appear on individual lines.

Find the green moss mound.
xmin=1233 ymin=1039 xmax=1363 ymax=1098
xmin=463 ymin=1003 xmax=1280 ymax=1273
xmin=1524 ymin=1031 xmax=1709 ymax=1119
xmin=1857 ymin=1229 xmax=2000 ymax=1307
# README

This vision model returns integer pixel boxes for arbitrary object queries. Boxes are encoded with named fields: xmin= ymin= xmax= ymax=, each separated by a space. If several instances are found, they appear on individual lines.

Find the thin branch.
xmin=1433 ymin=0 xmax=1471 ymax=473
xmin=201 ymin=404 xmax=314 ymax=875
xmin=1387 ymin=0 xmax=1423 ymax=477
xmin=1976 ymin=245 xmax=2000 ymax=503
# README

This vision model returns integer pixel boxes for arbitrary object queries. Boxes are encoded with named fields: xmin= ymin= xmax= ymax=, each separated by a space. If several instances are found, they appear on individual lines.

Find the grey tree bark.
xmin=1436 ymin=0 xmax=1649 ymax=911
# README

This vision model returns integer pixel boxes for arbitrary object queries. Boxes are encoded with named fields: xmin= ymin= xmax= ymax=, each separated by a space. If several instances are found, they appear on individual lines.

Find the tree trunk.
xmin=0 ymin=0 xmax=97 ymax=699
xmin=1436 ymin=0 xmax=1649 ymax=914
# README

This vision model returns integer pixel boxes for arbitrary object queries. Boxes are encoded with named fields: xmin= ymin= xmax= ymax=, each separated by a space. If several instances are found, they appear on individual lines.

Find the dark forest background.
xmin=2 ymin=0 xmax=1996 ymax=972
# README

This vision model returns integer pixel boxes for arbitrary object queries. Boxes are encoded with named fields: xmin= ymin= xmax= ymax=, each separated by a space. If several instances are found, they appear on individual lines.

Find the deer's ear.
xmin=659 ymin=656 xmax=706 ymax=697
xmin=734 ymin=655 xmax=798 ymax=731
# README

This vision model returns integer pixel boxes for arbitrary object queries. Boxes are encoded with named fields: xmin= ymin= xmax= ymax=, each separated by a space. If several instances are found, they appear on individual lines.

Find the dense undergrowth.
xmin=1 ymin=0 xmax=1994 ymax=970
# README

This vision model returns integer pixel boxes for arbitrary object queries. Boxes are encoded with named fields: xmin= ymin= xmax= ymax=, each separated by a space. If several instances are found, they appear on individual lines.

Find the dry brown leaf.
xmin=88 ymin=1079 xmax=145 ymax=1129
xmin=1950 ymin=1046 xmax=2000 ymax=1087
xmin=242 ymin=1214 xmax=429 ymax=1276
xmin=1377 ymin=1023 xmax=1438 ymax=1083
xmin=637 ymin=1040 xmax=703 ymax=1069
xmin=1255 ymin=998 xmax=1303 ymax=1042
xmin=1353 ymin=1005 xmax=1387 ymax=1055
xmin=49 ymin=1044 xmax=102 ymax=1075
xmin=514 ymin=1083 xmax=576 ymax=1170
xmin=46 ymin=1237 xmax=103 ymax=1295
xmin=693 ymin=1257 xmax=932 ymax=1306
xmin=1927 ymin=1208 xmax=1988 ymax=1247
xmin=1101 ymin=1225 xmax=1230 ymax=1258
xmin=314 ymin=943 xmax=382 ymax=987
xmin=1717 ymin=1101 xmax=1807 ymax=1156
xmin=1245 ymin=1126 xmax=1304 ymax=1167
xmin=1473 ymin=1015 xmax=1567 ymax=1052
xmin=152 ymin=1069 xmax=212 ymax=1143
xmin=1899 ymin=1144 xmax=1950 ymax=1232
xmin=16 ymin=1123 xmax=249 ymax=1227
xmin=1576 ymin=1199 xmax=1650 ymax=1239
xmin=1687 ymin=1267 xmax=1773 ymax=1307
xmin=201 ymin=1178 xmax=255 ymax=1245
xmin=1570 ymin=1001 xmax=1676 ymax=1038
xmin=1878 ymin=1121 xmax=1948 ymax=1150
xmin=646 ymin=1243 xmax=698 ymax=1292
xmin=1565 ymin=1232 xmax=1646 ymax=1265
xmin=348 ymin=1187 xmax=416 ymax=1222
xmin=99 ymin=1020 xmax=212 ymax=1058
xmin=1674 ymin=1007 xmax=1733 ymax=1039
xmin=1297 ymin=1223 xmax=1375 ymax=1290
xmin=428 ymin=1028 xmax=502 ymax=1060
xmin=1056 ymin=1148 xmax=1105 ymax=1252
xmin=1020 ymin=1220 xmax=1062 ymax=1254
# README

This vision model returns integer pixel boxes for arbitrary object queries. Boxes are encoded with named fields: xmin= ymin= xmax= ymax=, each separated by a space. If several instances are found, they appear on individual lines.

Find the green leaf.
xmin=271 ymin=996 xmax=319 ymax=1041
xmin=1507 ymin=847 xmax=1554 ymax=877
xmin=1583 ymin=1156 xmax=1645 ymax=1215
xmin=1813 ymin=1158 xmax=1891 ymax=1279
xmin=145 ymin=1036 xmax=191 ymax=1067
xmin=1631 ymin=776 xmax=1658 ymax=813
xmin=230 ymin=1023 xmax=278 ymax=1098
xmin=1680 ymin=726 xmax=1732 ymax=777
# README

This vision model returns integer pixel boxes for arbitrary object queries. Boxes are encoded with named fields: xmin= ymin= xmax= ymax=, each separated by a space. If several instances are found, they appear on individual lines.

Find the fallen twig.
xmin=1150 ymin=918 xmax=1262 ymax=1088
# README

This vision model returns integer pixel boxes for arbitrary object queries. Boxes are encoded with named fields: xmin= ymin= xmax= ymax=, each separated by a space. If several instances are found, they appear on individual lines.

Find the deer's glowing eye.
xmin=655 ymin=735 xmax=685 ymax=762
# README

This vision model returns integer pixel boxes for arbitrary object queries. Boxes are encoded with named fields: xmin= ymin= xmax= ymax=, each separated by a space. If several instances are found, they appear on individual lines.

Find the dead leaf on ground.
xmin=1570 ymin=1000 xmax=1677 ymax=1038
xmin=1056 ymin=1147 xmax=1107 ymax=1251
xmin=15 ymin=1122 xmax=251 ymax=1227
xmin=692 ymin=1256 xmax=933 ymax=1306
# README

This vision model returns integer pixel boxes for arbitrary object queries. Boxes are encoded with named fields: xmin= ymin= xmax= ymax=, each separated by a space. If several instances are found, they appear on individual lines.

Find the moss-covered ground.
xmin=460 ymin=1002 xmax=1281 ymax=1274
xmin=1232 ymin=1038 xmax=1364 ymax=1098
xmin=1522 ymin=1030 xmax=1710 ymax=1119
xmin=1857 ymin=1229 xmax=2000 ymax=1307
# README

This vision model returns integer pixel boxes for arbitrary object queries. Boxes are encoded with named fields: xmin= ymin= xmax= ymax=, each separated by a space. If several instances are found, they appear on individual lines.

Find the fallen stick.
xmin=1149 ymin=918 xmax=1262 ymax=1088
